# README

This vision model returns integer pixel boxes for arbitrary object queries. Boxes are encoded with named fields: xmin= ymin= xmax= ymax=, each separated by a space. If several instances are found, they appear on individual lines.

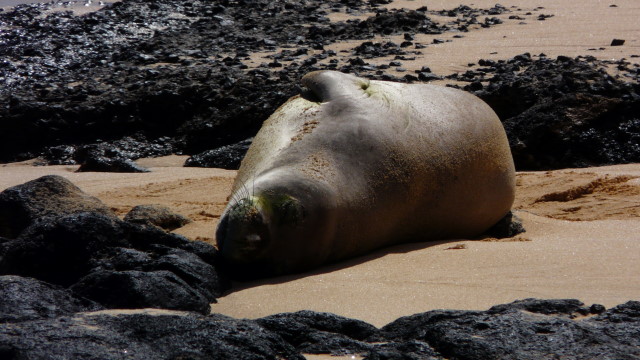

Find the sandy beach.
xmin=1 ymin=0 xmax=638 ymax=340
xmin=2 ymin=157 xmax=639 ymax=328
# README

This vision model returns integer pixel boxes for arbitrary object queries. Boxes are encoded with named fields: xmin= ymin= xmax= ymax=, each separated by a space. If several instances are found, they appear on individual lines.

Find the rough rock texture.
xmin=484 ymin=210 xmax=526 ymax=238
xmin=455 ymin=54 xmax=640 ymax=170
xmin=256 ymin=310 xmax=379 ymax=355
xmin=43 ymin=135 xmax=177 ymax=166
xmin=0 ymin=175 xmax=115 ymax=238
xmin=0 ymin=1 xmax=637 ymax=170
xmin=78 ymin=156 xmax=150 ymax=172
xmin=184 ymin=137 xmax=253 ymax=169
xmin=124 ymin=204 xmax=192 ymax=230
xmin=0 ymin=0 xmax=512 ymax=165
xmin=1 ymin=298 xmax=638 ymax=359
xmin=0 ymin=310 xmax=304 ymax=360
xmin=0 ymin=212 xmax=226 ymax=313
xmin=0 ymin=275 xmax=102 ymax=323
xmin=376 ymin=298 xmax=640 ymax=360
xmin=0 ymin=176 xmax=228 ymax=313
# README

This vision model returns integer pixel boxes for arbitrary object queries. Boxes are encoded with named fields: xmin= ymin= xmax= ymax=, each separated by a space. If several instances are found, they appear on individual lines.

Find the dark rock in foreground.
xmin=377 ymin=298 xmax=640 ymax=360
xmin=0 ymin=175 xmax=116 ymax=239
xmin=1 ymin=296 xmax=639 ymax=359
xmin=0 ymin=176 xmax=228 ymax=313
xmin=256 ymin=310 xmax=379 ymax=355
xmin=0 ymin=309 xmax=304 ymax=360
xmin=0 ymin=212 xmax=226 ymax=313
xmin=0 ymin=275 xmax=103 ymax=323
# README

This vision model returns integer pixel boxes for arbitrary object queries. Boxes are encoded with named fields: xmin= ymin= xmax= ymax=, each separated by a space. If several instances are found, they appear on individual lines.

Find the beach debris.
xmin=611 ymin=38 xmax=625 ymax=46
xmin=445 ymin=244 xmax=468 ymax=250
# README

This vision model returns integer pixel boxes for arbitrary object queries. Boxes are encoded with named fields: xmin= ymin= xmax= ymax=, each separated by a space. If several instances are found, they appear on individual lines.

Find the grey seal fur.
xmin=216 ymin=70 xmax=515 ymax=277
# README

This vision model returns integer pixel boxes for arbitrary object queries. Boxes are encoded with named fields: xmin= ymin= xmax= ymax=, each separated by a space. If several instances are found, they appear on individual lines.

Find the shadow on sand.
xmin=222 ymin=238 xmax=467 ymax=295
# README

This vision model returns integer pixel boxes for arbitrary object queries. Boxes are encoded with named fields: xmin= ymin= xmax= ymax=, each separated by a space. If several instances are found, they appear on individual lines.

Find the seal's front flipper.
xmin=301 ymin=71 xmax=371 ymax=103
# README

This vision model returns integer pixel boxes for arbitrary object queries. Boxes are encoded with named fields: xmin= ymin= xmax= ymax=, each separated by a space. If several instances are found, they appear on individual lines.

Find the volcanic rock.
xmin=124 ymin=204 xmax=192 ymax=231
xmin=464 ymin=54 xmax=640 ymax=169
xmin=0 ymin=310 xmax=304 ymax=360
xmin=0 ymin=175 xmax=115 ymax=239
xmin=376 ymin=298 xmax=640 ymax=359
xmin=0 ymin=210 xmax=228 ymax=312
xmin=0 ymin=275 xmax=102 ymax=323
xmin=484 ymin=211 xmax=526 ymax=238
xmin=75 ymin=143 xmax=150 ymax=172
xmin=0 ymin=0 xmax=511 ymax=165
xmin=256 ymin=310 xmax=379 ymax=355
xmin=184 ymin=138 xmax=253 ymax=170
xmin=611 ymin=38 xmax=625 ymax=46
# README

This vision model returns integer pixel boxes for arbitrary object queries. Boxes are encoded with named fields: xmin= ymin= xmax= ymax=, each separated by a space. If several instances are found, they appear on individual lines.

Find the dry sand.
xmin=2 ymin=158 xmax=639 ymax=329
xmin=0 ymin=0 xmax=638 ymax=337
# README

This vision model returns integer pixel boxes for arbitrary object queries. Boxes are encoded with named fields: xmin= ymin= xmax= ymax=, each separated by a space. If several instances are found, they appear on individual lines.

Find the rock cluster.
xmin=0 ymin=0 xmax=513 ymax=165
xmin=1 ymin=287 xmax=639 ymax=359
xmin=449 ymin=53 xmax=640 ymax=169
xmin=184 ymin=137 xmax=253 ymax=169
xmin=1 ymin=1 xmax=638 ymax=171
xmin=0 ymin=175 xmax=228 ymax=314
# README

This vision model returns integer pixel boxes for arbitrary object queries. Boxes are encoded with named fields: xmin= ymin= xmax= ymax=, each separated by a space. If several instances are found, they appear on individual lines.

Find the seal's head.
xmin=216 ymin=193 xmax=303 ymax=263
xmin=216 ymin=177 xmax=335 ymax=278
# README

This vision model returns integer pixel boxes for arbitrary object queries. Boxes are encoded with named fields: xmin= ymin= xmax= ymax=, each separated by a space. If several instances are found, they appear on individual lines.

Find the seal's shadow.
xmin=223 ymin=239 xmax=464 ymax=294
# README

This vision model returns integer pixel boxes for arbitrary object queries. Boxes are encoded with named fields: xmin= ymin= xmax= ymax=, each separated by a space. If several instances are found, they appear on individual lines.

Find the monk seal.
xmin=216 ymin=70 xmax=515 ymax=278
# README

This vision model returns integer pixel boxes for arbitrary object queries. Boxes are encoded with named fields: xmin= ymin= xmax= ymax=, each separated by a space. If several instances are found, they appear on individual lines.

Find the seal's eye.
xmin=278 ymin=198 xmax=305 ymax=226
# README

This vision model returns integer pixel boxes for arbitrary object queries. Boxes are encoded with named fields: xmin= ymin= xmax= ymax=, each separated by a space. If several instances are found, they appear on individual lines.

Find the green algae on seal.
xmin=216 ymin=70 xmax=516 ymax=278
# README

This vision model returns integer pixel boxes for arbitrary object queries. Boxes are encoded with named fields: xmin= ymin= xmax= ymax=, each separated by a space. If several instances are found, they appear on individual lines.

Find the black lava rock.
xmin=184 ymin=138 xmax=253 ymax=170
xmin=0 ymin=175 xmax=115 ymax=239
xmin=75 ymin=143 xmax=150 ymax=173
xmin=77 ymin=156 xmax=150 ymax=173
xmin=0 ymin=310 xmax=304 ymax=360
xmin=1 ymin=294 xmax=639 ymax=359
xmin=464 ymin=54 xmax=640 ymax=170
xmin=0 ymin=275 xmax=102 ymax=323
xmin=257 ymin=310 xmax=379 ymax=355
xmin=483 ymin=210 xmax=526 ymax=238
xmin=377 ymin=298 xmax=640 ymax=359
xmin=124 ymin=204 xmax=192 ymax=231
xmin=0 ymin=0 xmax=510 ymax=165
xmin=71 ymin=269 xmax=211 ymax=314
xmin=0 ymin=210 xmax=228 ymax=312
xmin=611 ymin=38 xmax=625 ymax=46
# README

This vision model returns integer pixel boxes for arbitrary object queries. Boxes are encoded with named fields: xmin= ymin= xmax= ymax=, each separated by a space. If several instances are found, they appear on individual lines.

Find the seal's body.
xmin=216 ymin=71 xmax=515 ymax=278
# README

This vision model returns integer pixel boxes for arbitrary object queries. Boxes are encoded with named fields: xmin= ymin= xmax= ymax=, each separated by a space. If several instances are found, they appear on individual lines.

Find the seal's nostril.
xmin=246 ymin=234 xmax=261 ymax=243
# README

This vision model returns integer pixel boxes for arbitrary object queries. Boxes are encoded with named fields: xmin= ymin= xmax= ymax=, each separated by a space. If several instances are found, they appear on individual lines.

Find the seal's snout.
xmin=216 ymin=197 xmax=271 ymax=263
